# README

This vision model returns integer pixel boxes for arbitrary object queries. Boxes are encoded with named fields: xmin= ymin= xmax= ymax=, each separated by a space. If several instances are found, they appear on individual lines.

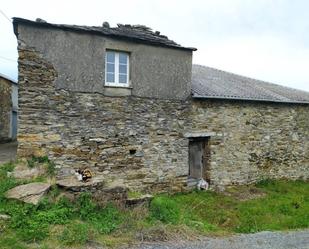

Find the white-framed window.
xmin=105 ymin=50 xmax=130 ymax=87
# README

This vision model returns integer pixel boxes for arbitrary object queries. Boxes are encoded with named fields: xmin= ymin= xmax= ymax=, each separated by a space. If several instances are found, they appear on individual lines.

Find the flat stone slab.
xmin=56 ymin=176 xmax=105 ymax=191
xmin=5 ymin=182 xmax=51 ymax=205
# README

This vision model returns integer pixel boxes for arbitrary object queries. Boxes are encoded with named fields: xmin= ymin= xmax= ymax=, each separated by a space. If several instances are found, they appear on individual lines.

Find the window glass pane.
xmin=106 ymin=73 xmax=115 ymax=82
xmin=119 ymin=64 xmax=127 ymax=74
xmin=119 ymin=74 xmax=127 ymax=83
xmin=106 ymin=63 xmax=114 ymax=73
xmin=119 ymin=53 xmax=128 ymax=64
xmin=106 ymin=52 xmax=115 ymax=63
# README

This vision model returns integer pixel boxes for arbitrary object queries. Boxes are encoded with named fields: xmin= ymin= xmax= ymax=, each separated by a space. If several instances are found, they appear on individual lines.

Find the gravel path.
xmin=131 ymin=230 xmax=309 ymax=249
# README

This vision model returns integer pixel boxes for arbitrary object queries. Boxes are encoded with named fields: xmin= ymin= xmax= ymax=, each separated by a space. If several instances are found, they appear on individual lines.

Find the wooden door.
xmin=189 ymin=138 xmax=210 ymax=181
xmin=203 ymin=138 xmax=211 ymax=182
xmin=189 ymin=140 xmax=203 ymax=178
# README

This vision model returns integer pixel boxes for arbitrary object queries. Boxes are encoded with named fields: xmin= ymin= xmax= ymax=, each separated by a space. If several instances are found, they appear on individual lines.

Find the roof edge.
xmin=0 ymin=73 xmax=17 ymax=84
xmin=12 ymin=17 xmax=197 ymax=51
xmin=192 ymin=94 xmax=309 ymax=105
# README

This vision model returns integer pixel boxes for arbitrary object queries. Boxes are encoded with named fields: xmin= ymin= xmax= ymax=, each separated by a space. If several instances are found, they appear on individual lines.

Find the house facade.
xmin=0 ymin=73 xmax=18 ymax=143
xmin=13 ymin=18 xmax=309 ymax=192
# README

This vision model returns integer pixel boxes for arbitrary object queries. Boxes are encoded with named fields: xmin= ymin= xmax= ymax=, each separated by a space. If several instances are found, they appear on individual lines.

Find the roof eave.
xmin=0 ymin=73 xmax=17 ymax=84
xmin=192 ymin=95 xmax=309 ymax=105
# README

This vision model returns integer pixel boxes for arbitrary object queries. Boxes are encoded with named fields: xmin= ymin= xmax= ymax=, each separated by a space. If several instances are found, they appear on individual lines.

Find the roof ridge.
xmin=13 ymin=17 xmax=197 ymax=51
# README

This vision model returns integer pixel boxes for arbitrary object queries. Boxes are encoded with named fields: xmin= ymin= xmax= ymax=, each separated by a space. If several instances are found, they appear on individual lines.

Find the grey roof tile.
xmin=192 ymin=65 xmax=309 ymax=104
xmin=12 ymin=18 xmax=196 ymax=51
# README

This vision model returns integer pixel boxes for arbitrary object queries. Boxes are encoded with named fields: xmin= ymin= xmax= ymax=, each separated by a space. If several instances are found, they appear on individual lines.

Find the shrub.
xmin=46 ymin=160 xmax=56 ymax=176
xmin=76 ymin=193 xmax=97 ymax=220
xmin=91 ymin=204 xmax=122 ymax=234
xmin=0 ymin=162 xmax=17 ymax=200
xmin=34 ymin=207 xmax=73 ymax=225
xmin=75 ymin=193 xmax=122 ymax=234
xmin=6 ymin=202 xmax=48 ymax=242
xmin=7 ymin=197 xmax=74 ymax=242
xmin=150 ymin=196 xmax=180 ymax=224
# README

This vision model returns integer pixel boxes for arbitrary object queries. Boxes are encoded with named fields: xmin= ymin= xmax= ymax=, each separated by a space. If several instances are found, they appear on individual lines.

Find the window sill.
xmin=104 ymin=85 xmax=132 ymax=97
xmin=104 ymin=84 xmax=132 ymax=89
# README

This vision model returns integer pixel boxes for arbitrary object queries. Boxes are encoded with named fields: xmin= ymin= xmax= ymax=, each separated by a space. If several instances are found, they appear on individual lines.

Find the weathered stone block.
xmin=6 ymin=182 xmax=51 ymax=205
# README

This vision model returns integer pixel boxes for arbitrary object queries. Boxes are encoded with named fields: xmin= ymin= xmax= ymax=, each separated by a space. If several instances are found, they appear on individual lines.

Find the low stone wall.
xmin=17 ymin=45 xmax=190 ymax=193
xmin=190 ymin=100 xmax=309 ymax=188
xmin=0 ymin=78 xmax=11 ymax=142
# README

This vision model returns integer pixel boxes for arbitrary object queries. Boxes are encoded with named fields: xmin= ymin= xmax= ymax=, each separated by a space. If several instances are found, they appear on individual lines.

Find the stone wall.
xmin=17 ymin=44 xmax=190 ymax=193
xmin=16 ymin=23 xmax=192 ymax=100
xmin=190 ymin=100 xmax=309 ymax=188
xmin=16 ymin=44 xmax=309 ymax=193
xmin=0 ymin=77 xmax=11 ymax=142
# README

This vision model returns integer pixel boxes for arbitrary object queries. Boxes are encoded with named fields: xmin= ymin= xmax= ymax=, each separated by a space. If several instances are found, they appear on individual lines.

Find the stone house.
xmin=12 ymin=17 xmax=309 ymax=193
xmin=0 ymin=73 xmax=18 ymax=143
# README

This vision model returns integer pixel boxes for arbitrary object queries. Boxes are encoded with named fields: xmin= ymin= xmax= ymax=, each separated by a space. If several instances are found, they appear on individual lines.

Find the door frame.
xmin=188 ymin=136 xmax=211 ymax=182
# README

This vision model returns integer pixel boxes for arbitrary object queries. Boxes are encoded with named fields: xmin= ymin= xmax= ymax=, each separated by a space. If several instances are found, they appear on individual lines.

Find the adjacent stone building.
xmin=12 ymin=18 xmax=309 ymax=192
xmin=0 ymin=73 xmax=18 ymax=143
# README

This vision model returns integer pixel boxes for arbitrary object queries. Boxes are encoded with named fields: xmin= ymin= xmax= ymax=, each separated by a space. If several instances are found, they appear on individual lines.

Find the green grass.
xmin=0 ymin=235 xmax=28 ymax=249
xmin=152 ymin=179 xmax=309 ymax=234
xmin=0 ymin=161 xmax=121 ymax=247
xmin=58 ymin=221 xmax=92 ymax=245
xmin=149 ymin=196 xmax=181 ymax=224
xmin=1 ymin=160 xmax=309 ymax=248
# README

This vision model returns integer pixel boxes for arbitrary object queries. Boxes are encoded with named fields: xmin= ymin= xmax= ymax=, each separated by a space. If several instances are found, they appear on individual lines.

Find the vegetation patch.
xmin=26 ymin=156 xmax=56 ymax=176
xmin=0 ymin=161 xmax=309 ymax=248
xmin=127 ymin=191 xmax=143 ymax=199
xmin=149 ymin=196 xmax=180 ymax=224
xmin=58 ymin=221 xmax=92 ymax=245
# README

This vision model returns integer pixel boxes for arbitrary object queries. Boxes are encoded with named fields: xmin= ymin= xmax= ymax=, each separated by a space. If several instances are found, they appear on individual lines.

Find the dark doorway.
xmin=189 ymin=137 xmax=211 ymax=182
xmin=11 ymin=111 xmax=17 ymax=140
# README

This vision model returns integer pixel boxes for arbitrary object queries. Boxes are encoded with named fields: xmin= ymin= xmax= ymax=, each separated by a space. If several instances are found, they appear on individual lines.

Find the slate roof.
xmin=12 ymin=17 xmax=196 ymax=51
xmin=192 ymin=65 xmax=309 ymax=104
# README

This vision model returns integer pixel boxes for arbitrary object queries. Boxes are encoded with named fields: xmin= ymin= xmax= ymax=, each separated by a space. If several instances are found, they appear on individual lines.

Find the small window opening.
xmin=105 ymin=50 xmax=130 ymax=87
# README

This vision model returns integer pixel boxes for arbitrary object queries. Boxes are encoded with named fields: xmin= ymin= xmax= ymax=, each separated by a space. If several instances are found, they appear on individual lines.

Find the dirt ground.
xmin=0 ymin=141 xmax=17 ymax=165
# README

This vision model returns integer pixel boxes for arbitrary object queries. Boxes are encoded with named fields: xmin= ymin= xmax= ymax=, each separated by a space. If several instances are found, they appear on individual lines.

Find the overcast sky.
xmin=1 ymin=0 xmax=309 ymax=91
